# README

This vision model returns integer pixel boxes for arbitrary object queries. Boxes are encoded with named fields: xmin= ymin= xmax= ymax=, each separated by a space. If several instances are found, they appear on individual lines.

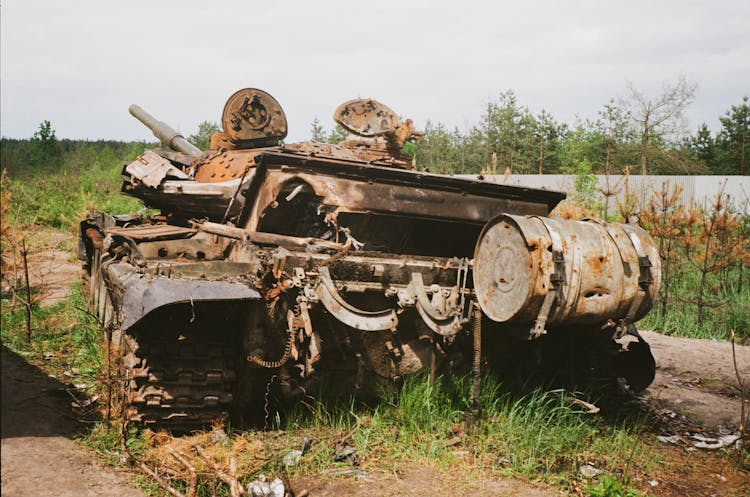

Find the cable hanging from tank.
xmin=247 ymin=307 xmax=297 ymax=369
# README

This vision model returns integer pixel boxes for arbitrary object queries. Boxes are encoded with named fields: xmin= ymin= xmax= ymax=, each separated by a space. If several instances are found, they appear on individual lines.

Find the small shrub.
xmin=585 ymin=475 xmax=644 ymax=497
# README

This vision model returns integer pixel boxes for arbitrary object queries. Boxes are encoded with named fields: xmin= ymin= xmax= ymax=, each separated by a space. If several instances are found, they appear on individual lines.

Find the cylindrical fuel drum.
xmin=473 ymin=214 xmax=661 ymax=327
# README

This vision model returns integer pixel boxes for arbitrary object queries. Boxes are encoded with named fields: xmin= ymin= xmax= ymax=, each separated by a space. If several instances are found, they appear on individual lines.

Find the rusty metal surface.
xmin=122 ymin=174 xmax=254 ymax=221
xmin=473 ymin=214 xmax=661 ymax=331
xmin=192 ymin=149 xmax=261 ymax=183
xmin=105 ymin=261 xmax=261 ymax=331
xmin=334 ymin=98 xmax=400 ymax=137
xmin=241 ymin=151 xmax=564 ymax=245
xmin=105 ymin=224 xmax=196 ymax=241
xmin=124 ymin=150 xmax=190 ymax=188
xmin=221 ymin=88 xmax=287 ymax=147
xmin=333 ymin=98 xmax=425 ymax=168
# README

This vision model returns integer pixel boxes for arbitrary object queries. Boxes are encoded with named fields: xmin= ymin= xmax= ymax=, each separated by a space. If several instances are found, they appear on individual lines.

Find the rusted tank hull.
xmin=80 ymin=88 xmax=660 ymax=429
xmin=80 ymin=152 xmax=569 ymax=427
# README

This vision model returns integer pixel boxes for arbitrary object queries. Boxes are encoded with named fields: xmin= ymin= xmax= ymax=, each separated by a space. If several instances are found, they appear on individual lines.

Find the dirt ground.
xmin=1 ymin=347 xmax=144 ymax=497
xmin=296 ymin=466 xmax=558 ymax=497
xmin=640 ymin=330 xmax=750 ymax=430
xmin=1 ymin=231 xmax=748 ymax=496
xmin=1 ymin=229 xmax=80 ymax=307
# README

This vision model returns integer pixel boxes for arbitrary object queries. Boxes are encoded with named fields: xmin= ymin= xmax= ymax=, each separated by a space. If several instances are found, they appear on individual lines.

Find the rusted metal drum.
xmin=473 ymin=214 xmax=661 ymax=327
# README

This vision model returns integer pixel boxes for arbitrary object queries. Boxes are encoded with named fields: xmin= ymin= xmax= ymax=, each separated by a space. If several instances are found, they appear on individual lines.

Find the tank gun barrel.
xmin=129 ymin=104 xmax=202 ymax=157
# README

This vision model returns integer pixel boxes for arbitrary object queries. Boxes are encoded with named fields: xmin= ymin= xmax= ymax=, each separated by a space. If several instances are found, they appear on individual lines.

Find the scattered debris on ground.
xmin=640 ymin=330 xmax=749 ymax=431
xmin=132 ymin=424 xmax=308 ymax=497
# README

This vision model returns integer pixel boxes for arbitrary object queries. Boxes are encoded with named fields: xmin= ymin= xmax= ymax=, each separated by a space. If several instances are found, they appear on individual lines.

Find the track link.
xmin=122 ymin=333 xmax=236 ymax=430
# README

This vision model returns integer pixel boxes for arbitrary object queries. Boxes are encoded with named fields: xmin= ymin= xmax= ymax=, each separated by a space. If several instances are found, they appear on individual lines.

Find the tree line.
xmin=2 ymin=77 xmax=747 ymax=179
xmin=388 ymin=78 xmax=747 ymax=176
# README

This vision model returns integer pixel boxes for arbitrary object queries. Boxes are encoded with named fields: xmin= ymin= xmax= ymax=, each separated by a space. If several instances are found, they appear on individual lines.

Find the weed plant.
xmin=585 ymin=475 xmax=645 ymax=497
xmin=639 ymin=186 xmax=750 ymax=342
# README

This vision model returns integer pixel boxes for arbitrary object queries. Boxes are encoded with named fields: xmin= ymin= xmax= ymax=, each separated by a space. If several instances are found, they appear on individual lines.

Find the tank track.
xmin=122 ymin=332 xmax=236 ymax=430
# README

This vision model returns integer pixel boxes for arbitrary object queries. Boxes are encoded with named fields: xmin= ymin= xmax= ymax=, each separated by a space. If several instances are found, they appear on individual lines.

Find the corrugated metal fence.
xmin=457 ymin=175 xmax=750 ymax=215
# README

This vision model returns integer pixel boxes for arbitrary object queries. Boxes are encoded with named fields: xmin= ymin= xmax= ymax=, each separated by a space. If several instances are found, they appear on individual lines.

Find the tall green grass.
xmin=1 ymin=139 xmax=145 ymax=230
xmin=280 ymin=374 xmax=657 ymax=484
xmin=1 ymin=282 xmax=103 ymax=385
xmin=641 ymin=264 xmax=750 ymax=341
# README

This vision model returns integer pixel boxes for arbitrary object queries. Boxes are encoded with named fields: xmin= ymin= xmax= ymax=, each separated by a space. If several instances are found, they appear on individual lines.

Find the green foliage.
xmin=640 ymin=258 xmax=750 ymax=341
xmin=686 ymin=123 xmax=719 ymax=171
xmin=310 ymin=118 xmax=326 ymax=142
xmin=188 ymin=121 xmax=220 ymax=151
xmin=1 ymin=138 xmax=144 ymax=230
xmin=409 ymin=83 xmax=746 ymax=176
xmin=29 ymin=120 xmax=61 ymax=167
xmin=571 ymin=160 xmax=599 ymax=205
xmin=639 ymin=189 xmax=750 ymax=342
xmin=560 ymin=126 xmax=601 ymax=206
xmin=585 ymin=475 xmax=645 ymax=497
xmin=624 ymin=76 xmax=697 ymax=175
xmin=1 ymin=282 xmax=103 ymax=386
xmin=414 ymin=121 xmax=464 ymax=173
xmin=327 ymin=124 xmax=348 ymax=144
xmin=309 ymin=119 xmax=348 ymax=144
xmin=78 ymin=421 xmax=150 ymax=466
xmin=717 ymin=96 xmax=749 ymax=175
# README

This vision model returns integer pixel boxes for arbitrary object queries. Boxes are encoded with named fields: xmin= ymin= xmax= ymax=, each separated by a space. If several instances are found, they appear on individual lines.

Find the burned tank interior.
xmin=246 ymin=151 xmax=564 ymax=259
xmin=256 ymin=180 xmax=483 ymax=258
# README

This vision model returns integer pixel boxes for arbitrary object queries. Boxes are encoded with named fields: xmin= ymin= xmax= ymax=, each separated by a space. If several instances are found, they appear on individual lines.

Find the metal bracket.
xmin=315 ymin=266 xmax=398 ymax=331
xmin=616 ymin=225 xmax=654 ymax=338
xmin=530 ymin=290 xmax=557 ymax=339
xmin=409 ymin=272 xmax=465 ymax=337
xmin=530 ymin=217 xmax=567 ymax=339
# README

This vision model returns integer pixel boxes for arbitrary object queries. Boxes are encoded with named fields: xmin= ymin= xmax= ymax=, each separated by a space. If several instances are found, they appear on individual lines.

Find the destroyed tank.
xmin=79 ymin=89 xmax=661 ymax=429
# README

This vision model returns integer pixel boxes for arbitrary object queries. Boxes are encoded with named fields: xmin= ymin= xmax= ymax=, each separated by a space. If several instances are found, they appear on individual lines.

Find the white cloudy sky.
xmin=1 ymin=0 xmax=748 ymax=142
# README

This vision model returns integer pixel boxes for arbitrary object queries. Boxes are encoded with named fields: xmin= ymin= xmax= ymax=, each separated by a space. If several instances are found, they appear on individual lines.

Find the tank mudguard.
xmin=106 ymin=263 xmax=261 ymax=331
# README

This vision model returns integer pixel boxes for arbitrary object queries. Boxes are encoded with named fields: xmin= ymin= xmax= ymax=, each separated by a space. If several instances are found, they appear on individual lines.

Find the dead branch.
xmin=140 ymin=462 xmax=186 ymax=497
xmin=118 ymin=421 xmax=135 ymax=464
xmin=169 ymin=449 xmax=198 ymax=497
xmin=193 ymin=445 xmax=245 ymax=496
xmin=21 ymin=238 xmax=32 ymax=342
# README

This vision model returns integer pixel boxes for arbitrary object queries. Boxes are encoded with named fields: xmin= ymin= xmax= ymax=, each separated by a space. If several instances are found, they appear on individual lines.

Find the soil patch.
xmin=641 ymin=330 xmax=749 ymax=430
xmin=1 ymin=346 xmax=144 ymax=497
xmin=296 ymin=464 xmax=558 ymax=497
xmin=1 ymin=229 xmax=81 ymax=307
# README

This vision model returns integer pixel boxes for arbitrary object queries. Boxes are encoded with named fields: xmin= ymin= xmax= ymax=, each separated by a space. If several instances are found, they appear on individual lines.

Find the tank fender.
xmin=106 ymin=263 xmax=261 ymax=330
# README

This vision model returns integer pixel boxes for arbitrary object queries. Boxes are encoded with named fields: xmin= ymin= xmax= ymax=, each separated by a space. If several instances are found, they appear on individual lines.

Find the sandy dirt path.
xmin=1 ymin=347 xmax=144 ymax=497
xmin=641 ymin=330 xmax=750 ymax=429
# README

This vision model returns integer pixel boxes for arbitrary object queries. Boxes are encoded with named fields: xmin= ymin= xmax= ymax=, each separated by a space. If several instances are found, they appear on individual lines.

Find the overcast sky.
xmin=1 ymin=1 xmax=748 ymax=143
